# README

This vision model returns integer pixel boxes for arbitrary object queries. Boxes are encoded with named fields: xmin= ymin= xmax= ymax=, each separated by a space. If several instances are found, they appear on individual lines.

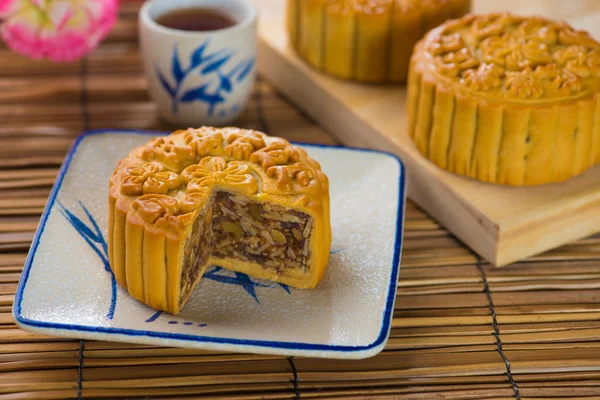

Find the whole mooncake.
xmin=287 ymin=0 xmax=471 ymax=83
xmin=108 ymin=128 xmax=331 ymax=314
xmin=408 ymin=13 xmax=600 ymax=185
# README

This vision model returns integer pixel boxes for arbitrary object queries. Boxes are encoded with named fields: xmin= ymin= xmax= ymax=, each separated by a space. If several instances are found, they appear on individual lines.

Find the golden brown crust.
xmin=408 ymin=13 xmax=600 ymax=185
xmin=286 ymin=0 xmax=472 ymax=83
xmin=113 ymin=128 xmax=329 ymax=230
xmin=423 ymin=13 xmax=600 ymax=103
xmin=109 ymin=127 xmax=331 ymax=314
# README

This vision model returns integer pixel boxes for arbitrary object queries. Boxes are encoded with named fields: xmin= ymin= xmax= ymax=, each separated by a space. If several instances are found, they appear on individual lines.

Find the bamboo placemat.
xmin=2 ymin=2 xmax=600 ymax=399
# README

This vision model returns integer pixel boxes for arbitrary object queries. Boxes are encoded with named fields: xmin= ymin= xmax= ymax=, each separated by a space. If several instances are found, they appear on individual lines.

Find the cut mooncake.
xmin=286 ymin=0 xmax=471 ymax=83
xmin=407 ymin=13 xmax=600 ymax=185
xmin=108 ymin=128 xmax=331 ymax=314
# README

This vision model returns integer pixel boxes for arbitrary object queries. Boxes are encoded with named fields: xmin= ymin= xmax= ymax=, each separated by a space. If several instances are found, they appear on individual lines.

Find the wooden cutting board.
xmin=256 ymin=1 xmax=600 ymax=266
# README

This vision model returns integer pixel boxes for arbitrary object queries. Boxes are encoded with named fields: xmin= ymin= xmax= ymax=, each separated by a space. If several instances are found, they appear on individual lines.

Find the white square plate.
xmin=14 ymin=130 xmax=405 ymax=359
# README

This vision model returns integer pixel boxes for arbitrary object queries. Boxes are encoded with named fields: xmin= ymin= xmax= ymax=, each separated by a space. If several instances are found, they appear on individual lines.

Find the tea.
xmin=155 ymin=8 xmax=236 ymax=32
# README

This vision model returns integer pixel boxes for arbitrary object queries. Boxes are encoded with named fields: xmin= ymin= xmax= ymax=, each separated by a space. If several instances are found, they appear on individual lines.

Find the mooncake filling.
xmin=212 ymin=191 xmax=312 ymax=271
xmin=180 ymin=203 xmax=213 ymax=304
xmin=179 ymin=190 xmax=313 ymax=305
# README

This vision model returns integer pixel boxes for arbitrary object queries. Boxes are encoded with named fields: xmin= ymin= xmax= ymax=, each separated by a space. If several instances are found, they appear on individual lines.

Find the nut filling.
xmin=211 ymin=191 xmax=312 ymax=271
xmin=180 ymin=204 xmax=213 ymax=305
xmin=179 ymin=191 xmax=313 ymax=305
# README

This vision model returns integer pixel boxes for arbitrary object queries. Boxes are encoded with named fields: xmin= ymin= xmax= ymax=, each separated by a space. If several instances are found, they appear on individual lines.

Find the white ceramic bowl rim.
xmin=140 ymin=0 xmax=257 ymax=37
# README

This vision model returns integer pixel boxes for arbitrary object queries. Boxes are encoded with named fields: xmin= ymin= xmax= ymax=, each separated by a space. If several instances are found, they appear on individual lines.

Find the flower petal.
xmin=0 ymin=0 xmax=21 ymax=17
xmin=1 ymin=19 xmax=46 ymax=60
xmin=0 ymin=0 xmax=118 ymax=62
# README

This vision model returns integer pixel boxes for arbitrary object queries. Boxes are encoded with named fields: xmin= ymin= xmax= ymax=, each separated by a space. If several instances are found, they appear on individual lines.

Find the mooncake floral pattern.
xmin=182 ymin=157 xmax=258 ymax=195
xmin=132 ymin=194 xmax=182 ymax=224
xmin=142 ymin=137 xmax=196 ymax=172
xmin=183 ymin=129 xmax=225 ymax=157
xmin=250 ymin=139 xmax=301 ymax=169
xmin=427 ymin=13 xmax=600 ymax=99
xmin=121 ymin=128 xmax=327 ymax=230
xmin=433 ymin=48 xmax=479 ymax=77
xmin=503 ymin=68 xmax=544 ymax=99
xmin=224 ymin=131 xmax=266 ymax=160
xmin=462 ymin=63 xmax=503 ymax=91
xmin=121 ymin=162 xmax=181 ymax=196
xmin=267 ymin=163 xmax=317 ymax=192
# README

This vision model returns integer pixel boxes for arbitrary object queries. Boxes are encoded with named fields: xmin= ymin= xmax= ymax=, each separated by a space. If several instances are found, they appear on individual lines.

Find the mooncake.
xmin=108 ymin=128 xmax=331 ymax=314
xmin=408 ymin=13 xmax=600 ymax=185
xmin=286 ymin=0 xmax=471 ymax=83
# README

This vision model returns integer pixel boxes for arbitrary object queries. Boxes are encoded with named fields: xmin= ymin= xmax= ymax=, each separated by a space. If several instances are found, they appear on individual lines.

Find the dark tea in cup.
xmin=155 ymin=8 xmax=236 ymax=31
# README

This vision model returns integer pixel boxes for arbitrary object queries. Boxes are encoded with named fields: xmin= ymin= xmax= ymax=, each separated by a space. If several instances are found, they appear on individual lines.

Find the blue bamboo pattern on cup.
xmin=58 ymin=201 xmax=117 ymax=320
xmin=156 ymin=39 xmax=255 ymax=115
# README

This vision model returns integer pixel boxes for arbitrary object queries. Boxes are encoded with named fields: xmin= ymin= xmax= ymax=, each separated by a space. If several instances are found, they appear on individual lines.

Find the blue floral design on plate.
xmin=156 ymin=39 xmax=255 ymax=116
xmin=58 ymin=201 xmax=117 ymax=320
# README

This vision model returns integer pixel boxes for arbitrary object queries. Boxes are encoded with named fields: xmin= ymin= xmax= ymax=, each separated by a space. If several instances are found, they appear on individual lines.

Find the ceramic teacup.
xmin=139 ymin=0 xmax=257 ymax=126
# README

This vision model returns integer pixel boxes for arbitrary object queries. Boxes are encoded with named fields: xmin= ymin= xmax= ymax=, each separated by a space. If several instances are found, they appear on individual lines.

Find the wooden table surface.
xmin=2 ymin=1 xmax=600 ymax=399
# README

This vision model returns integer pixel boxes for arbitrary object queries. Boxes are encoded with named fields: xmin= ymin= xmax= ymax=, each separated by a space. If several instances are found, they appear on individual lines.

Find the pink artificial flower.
xmin=0 ymin=0 xmax=118 ymax=62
